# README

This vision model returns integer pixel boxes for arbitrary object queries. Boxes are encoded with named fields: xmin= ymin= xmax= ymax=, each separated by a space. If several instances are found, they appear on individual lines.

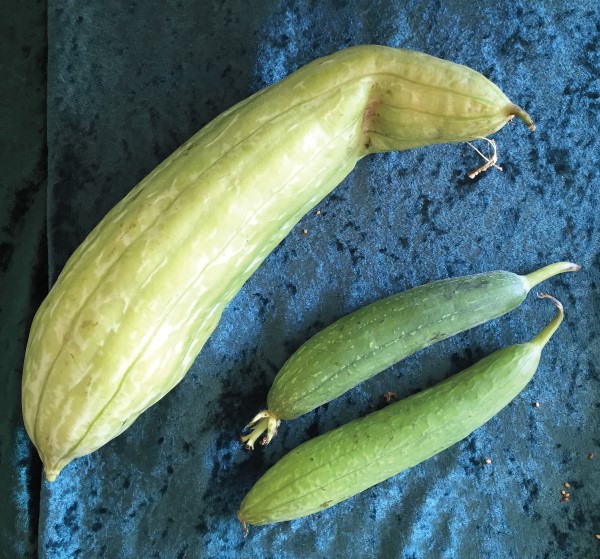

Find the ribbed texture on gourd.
xmin=268 ymin=272 xmax=529 ymax=419
xmin=240 ymin=344 xmax=542 ymax=525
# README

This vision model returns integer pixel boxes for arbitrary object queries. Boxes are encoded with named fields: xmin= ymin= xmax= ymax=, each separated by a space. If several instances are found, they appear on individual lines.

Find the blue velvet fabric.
xmin=4 ymin=0 xmax=600 ymax=557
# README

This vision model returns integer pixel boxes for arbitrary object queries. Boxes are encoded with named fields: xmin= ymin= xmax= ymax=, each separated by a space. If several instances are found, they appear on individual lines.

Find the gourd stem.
xmin=524 ymin=262 xmax=581 ymax=290
xmin=509 ymin=104 xmax=536 ymax=131
xmin=532 ymin=293 xmax=564 ymax=349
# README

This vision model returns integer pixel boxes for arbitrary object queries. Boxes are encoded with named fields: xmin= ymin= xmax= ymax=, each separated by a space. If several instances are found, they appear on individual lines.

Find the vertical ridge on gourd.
xmin=238 ymin=294 xmax=565 ymax=529
xmin=22 ymin=45 xmax=535 ymax=481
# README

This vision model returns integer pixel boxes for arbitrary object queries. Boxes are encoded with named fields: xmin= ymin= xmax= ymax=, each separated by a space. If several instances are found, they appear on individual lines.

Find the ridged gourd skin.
xmin=241 ymin=262 xmax=579 ymax=449
xmin=238 ymin=295 xmax=564 ymax=529
xmin=22 ymin=45 xmax=534 ymax=481
xmin=271 ymin=271 xmax=528 ymax=418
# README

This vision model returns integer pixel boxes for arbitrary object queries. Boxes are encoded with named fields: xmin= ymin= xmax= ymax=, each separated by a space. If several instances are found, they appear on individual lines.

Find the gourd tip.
xmin=537 ymin=292 xmax=563 ymax=312
xmin=45 ymin=469 xmax=59 ymax=482
xmin=237 ymin=510 xmax=249 ymax=536
xmin=531 ymin=293 xmax=564 ymax=349
xmin=509 ymin=104 xmax=535 ymax=131
xmin=524 ymin=261 xmax=581 ymax=290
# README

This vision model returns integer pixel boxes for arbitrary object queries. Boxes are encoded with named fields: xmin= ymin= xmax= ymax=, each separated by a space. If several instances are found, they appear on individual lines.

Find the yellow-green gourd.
xmin=21 ymin=45 xmax=534 ymax=481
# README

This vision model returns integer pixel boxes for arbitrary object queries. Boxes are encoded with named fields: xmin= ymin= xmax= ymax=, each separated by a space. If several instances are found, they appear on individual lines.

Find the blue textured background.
xmin=2 ymin=1 xmax=599 ymax=558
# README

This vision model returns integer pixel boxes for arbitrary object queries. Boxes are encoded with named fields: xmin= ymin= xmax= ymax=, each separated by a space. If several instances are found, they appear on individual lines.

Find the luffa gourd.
xmin=22 ymin=45 xmax=534 ymax=481
xmin=238 ymin=295 xmax=563 ymax=529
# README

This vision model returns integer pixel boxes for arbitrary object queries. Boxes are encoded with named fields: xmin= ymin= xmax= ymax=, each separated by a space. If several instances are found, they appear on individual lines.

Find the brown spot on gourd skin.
xmin=362 ymin=99 xmax=382 ymax=150
xmin=362 ymin=100 xmax=381 ymax=131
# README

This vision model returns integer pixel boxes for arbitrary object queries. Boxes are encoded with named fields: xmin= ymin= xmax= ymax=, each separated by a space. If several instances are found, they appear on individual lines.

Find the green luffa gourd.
xmin=238 ymin=295 xmax=564 ymax=529
xmin=241 ymin=263 xmax=579 ymax=449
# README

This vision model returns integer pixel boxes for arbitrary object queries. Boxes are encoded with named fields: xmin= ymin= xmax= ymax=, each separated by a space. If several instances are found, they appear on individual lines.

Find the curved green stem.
xmin=532 ymin=293 xmax=564 ymax=349
xmin=524 ymin=262 xmax=581 ymax=290
xmin=508 ymin=104 xmax=536 ymax=131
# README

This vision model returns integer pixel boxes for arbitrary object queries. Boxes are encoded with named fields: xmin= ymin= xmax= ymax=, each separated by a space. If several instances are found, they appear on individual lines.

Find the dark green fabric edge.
xmin=0 ymin=1 xmax=48 ymax=557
